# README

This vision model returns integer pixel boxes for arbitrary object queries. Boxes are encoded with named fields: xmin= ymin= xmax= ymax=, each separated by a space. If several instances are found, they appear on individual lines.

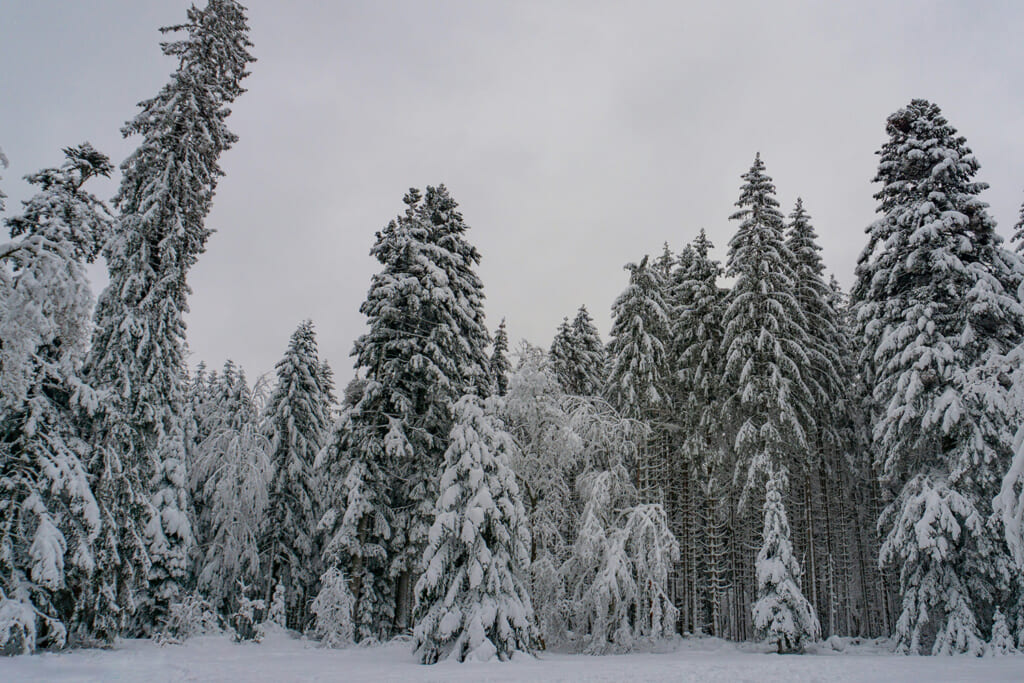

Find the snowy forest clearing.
xmin=4 ymin=633 xmax=1024 ymax=683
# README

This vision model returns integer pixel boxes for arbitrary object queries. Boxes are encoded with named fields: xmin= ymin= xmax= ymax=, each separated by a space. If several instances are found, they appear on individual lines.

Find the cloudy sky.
xmin=2 ymin=1 xmax=1023 ymax=386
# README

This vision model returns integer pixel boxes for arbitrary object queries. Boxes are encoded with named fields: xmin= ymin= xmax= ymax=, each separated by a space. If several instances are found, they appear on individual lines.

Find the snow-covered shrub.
xmin=0 ymin=594 xmax=36 ymax=656
xmin=267 ymin=583 xmax=287 ymax=629
xmin=230 ymin=582 xmax=265 ymax=642
xmin=154 ymin=593 xmax=221 ymax=645
xmin=311 ymin=567 xmax=355 ymax=648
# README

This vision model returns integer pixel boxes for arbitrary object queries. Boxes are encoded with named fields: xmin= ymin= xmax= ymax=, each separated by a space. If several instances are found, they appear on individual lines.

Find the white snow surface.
xmin=3 ymin=632 xmax=1024 ymax=682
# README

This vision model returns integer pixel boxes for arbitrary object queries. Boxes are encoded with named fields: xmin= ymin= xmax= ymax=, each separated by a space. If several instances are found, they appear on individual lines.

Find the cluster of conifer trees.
xmin=3 ymin=0 xmax=1024 ymax=662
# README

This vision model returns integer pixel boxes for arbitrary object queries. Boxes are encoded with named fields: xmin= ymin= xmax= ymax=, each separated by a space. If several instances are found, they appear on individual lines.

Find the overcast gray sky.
xmin=2 ymin=1 xmax=1023 ymax=386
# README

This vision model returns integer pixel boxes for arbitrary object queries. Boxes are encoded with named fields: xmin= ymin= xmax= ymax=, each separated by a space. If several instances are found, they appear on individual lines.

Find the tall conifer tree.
xmin=570 ymin=306 xmax=607 ymax=397
xmin=490 ymin=319 xmax=511 ymax=397
xmin=720 ymin=154 xmax=813 ymax=506
xmin=1013 ymin=195 xmax=1024 ymax=253
xmin=262 ymin=321 xmax=335 ymax=629
xmin=606 ymin=256 xmax=671 ymax=418
xmin=0 ymin=146 xmax=112 ymax=650
xmin=606 ymin=256 xmax=672 ymax=502
xmin=82 ymin=0 xmax=254 ymax=635
xmin=852 ymin=100 xmax=1024 ymax=654
xmin=321 ymin=185 xmax=490 ymax=639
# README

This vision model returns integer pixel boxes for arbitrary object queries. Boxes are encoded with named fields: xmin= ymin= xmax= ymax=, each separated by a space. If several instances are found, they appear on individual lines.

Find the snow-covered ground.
xmin=4 ymin=632 xmax=1024 ymax=682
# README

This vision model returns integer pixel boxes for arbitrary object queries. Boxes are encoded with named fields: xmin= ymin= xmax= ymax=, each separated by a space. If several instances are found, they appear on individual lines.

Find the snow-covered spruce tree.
xmin=721 ymin=154 xmax=813 ymax=507
xmin=987 ymin=608 xmax=1017 ymax=655
xmin=571 ymin=306 xmax=607 ymax=397
xmin=785 ymin=199 xmax=844 ymax=434
xmin=261 ymin=320 xmax=335 ymax=630
xmin=606 ymin=256 xmax=672 ymax=503
xmin=190 ymin=364 xmax=270 ymax=616
xmin=672 ymin=230 xmax=724 ymax=460
xmin=752 ymin=466 xmax=820 ymax=653
xmin=783 ymin=199 xmax=855 ymax=635
xmin=548 ymin=317 xmax=575 ymax=393
xmin=606 ymin=256 xmax=671 ymax=419
xmin=413 ymin=395 xmax=537 ymax=664
xmin=0 ymin=146 xmax=113 ymax=652
xmin=82 ymin=0 xmax=254 ymax=637
xmin=1013 ymin=194 xmax=1024 ymax=252
xmin=852 ymin=100 xmax=1024 ymax=654
xmin=669 ymin=229 xmax=727 ymax=636
xmin=550 ymin=306 xmax=607 ymax=398
xmin=499 ymin=344 xmax=580 ymax=646
xmin=317 ymin=408 xmax=393 ymax=643
xmin=319 ymin=186 xmax=491 ymax=639
xmin=489 ymin=318 xmax=511 ymax=397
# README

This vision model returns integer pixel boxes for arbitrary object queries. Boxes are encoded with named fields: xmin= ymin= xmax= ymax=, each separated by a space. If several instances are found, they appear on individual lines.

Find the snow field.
xmin=4 ymin=634 xmax=1024 ymax=683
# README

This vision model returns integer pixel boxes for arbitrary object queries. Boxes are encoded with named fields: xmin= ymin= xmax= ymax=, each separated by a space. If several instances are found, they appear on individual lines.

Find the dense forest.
xmin=3 ymin=0 xmax=1024 ymax=663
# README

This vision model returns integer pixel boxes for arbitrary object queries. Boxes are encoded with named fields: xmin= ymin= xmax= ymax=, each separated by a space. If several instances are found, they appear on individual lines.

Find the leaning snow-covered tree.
xmin=261 ymin=320 xmax=335 ymax=630
xmin=82 ymin=0 xmax=254 ymax=637
xmin=559 ymin=395 xmax=678 ymax=654
xmin=0 ymin=145 xmax=112 ymax=652
xmin=413 ymin=395 xmax=537 ymax=664
xmin=852 ymin=99 xmax=1024 ymax=655
xmin=752 ymin=466 xmax=820 ymax=653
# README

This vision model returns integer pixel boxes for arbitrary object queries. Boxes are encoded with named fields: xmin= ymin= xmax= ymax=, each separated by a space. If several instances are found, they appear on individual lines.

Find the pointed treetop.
xmin=1014 ymin=194 xmax=1024 ymax=254
xmin=786 ymin=198 xmax=825 ymax=278
xmin=490 ymin=318 xmax=511 ymax=397
xmin=726 ymin=154 xmax=789 ymax=281
xmin=692 ymin=228 xmax=714 ymax=259
xmin=654 ymin=242 xmax=675 ymax=278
